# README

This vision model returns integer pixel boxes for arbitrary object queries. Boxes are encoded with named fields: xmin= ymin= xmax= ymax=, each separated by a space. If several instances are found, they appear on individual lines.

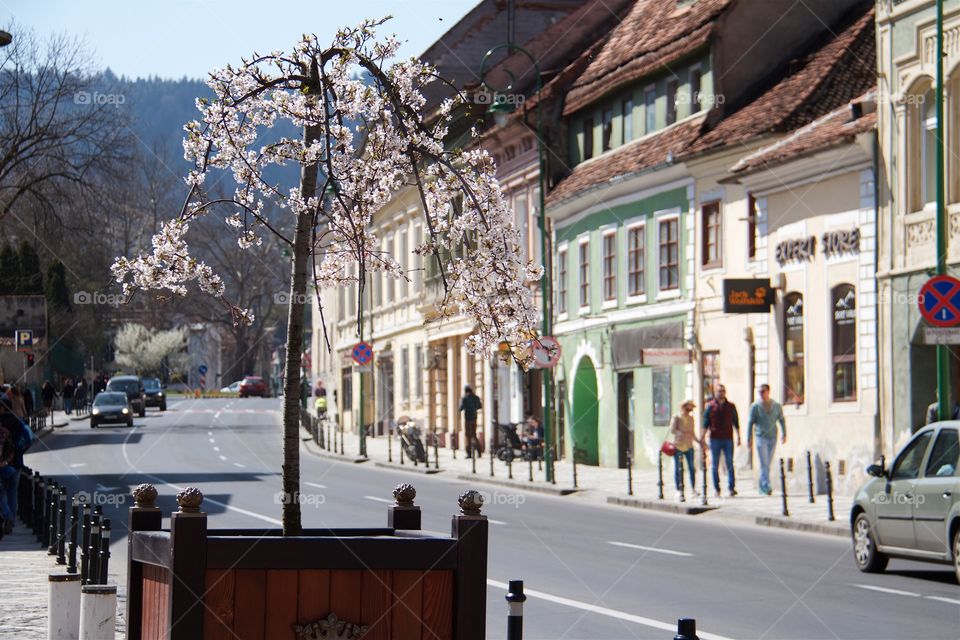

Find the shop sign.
xmin=723 ymin=278 xmax=774 ymax=313
xmin=775 ymin=236 xmax=816 ymax=265
xmin=640 ymin=348 xmax=691 ymax=366
xmin=822 ymin=229 xmax=860 ymax=257
xmin=924 ymin=327 xmax=960 ymax=345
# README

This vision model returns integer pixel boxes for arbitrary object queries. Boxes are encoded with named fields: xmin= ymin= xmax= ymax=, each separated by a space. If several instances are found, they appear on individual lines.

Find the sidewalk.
xmin=305 ymin=425 xmax=853 ymax=538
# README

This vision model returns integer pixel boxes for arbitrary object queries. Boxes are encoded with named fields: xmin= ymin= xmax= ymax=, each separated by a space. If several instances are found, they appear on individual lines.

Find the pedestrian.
xmin=459 ymin=385 xmax=482 ymax=457
xmin=701 ymin=383 xmax=741 ymax=498
xmin=0 ymin=395 xmax=33 ymax=537
xmin=747 ymin=384 xmax=786 ymax=496
xmin=522 ymin=416 xmax=543 ymax=460
xmin=670 ymin=400 xmax=702 ymax=499
xmin=41 ymin=380 xmax=55 ymax=414
xmin=20 ymin=384 xmax=33 ymax=419
xmin=92 ymin=373 xmax=106 ymax=396
xmin=4 ymin=385 xmax=26 ymax=420
xmin=74 ymin=379 xmax=87 ymax=413
xmin=926 ymin=389 xmax=960 ymax=424
xmin=62 ymin=378 xmax=75 ymax=415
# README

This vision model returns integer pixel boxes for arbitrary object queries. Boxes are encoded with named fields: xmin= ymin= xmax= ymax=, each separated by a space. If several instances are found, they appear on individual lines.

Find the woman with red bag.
xmin=669 ymin=400 xmax=702 ymax=499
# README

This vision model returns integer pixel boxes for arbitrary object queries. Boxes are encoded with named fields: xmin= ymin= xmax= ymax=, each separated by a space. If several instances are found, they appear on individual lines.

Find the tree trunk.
xmin=280 ymin=119 xmax=323 ymax=536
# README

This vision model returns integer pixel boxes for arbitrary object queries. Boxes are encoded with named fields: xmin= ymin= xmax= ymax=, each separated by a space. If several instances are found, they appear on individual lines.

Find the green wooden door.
xmin=572 ymin=358 xmax=599 ymax=465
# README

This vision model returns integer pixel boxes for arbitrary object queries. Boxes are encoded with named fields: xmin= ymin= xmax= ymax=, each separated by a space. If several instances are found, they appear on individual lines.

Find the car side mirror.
xmin=866 ymin=463 xmax=886 ymax=478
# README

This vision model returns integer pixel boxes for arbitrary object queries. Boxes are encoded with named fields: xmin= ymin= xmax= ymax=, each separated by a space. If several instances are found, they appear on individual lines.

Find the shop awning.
xmin=611 ymin=322 xmax=685 ymax=370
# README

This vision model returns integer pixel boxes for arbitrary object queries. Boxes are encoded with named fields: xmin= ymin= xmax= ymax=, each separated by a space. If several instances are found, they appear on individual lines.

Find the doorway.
xmin=617 ymin=372 xmax=634 ymax=468
xmin=572 ymin=357 xmax=599 ymax=465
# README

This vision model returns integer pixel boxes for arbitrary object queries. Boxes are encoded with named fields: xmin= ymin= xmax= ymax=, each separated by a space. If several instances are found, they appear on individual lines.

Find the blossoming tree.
xmin=112 ymin=19 xmax=540 ymax=534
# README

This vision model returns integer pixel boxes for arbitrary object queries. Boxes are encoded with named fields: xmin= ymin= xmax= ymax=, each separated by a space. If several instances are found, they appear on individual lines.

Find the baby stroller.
xmin=495 ymin=422 xmax=540 ymax=463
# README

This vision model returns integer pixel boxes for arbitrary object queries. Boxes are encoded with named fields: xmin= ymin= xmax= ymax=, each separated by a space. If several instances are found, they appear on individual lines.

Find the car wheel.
xmin=953 ymin=525 xmax=960 ymax=585
xmin=853 ymin=512 xmax=888 ymax=573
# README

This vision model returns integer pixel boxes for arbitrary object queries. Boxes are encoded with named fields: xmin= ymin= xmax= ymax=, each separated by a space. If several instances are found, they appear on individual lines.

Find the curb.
xmin=455 ymin=474 xmax=578 ymax=496
xmin=754 ymin=515 xmax=849 ymax=537
xmin=606 ymin=496 xmax=719 ymax=515
xmin=374 ymin=461 xmax=443 ymax=475
xmin=302 ymin=438 xmax=368 ymax=464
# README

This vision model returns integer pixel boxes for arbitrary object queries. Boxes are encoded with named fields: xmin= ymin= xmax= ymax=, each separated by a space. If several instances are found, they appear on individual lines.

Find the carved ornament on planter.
xmin=293 ymin=613 xmax=368 ymax=639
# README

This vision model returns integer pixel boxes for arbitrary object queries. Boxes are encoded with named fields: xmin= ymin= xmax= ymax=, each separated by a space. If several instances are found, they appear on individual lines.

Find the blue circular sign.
xmin=352 ymin=342 xmax=373 ymax=366
xmin=919 ymin=275 xmax=960 ymax=327
xmin=198 ymin=364 xmax=208 ymax=375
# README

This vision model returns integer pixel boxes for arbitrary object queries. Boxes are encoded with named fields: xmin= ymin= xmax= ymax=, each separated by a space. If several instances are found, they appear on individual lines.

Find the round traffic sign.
xmin=198 ymin=364 xmax=208 ymax=375
xmin=919 ymin=275 xmax=960 ymax=327
xmin=352 ymin=341 xmax=374 ymax=366
xmin=531 ymin=336 xmax=561 ymax=369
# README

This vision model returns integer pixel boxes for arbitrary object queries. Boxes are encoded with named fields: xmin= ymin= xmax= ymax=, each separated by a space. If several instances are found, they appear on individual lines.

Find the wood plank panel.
xmin=297 ymin=569 xmax=330 ymax=623
xmin=160 ymin=574 xmax=170 ymax=640
xmin=328 ymin=570 xmax=363 ymax=625
xmin=203 ymin=569 xmax=235 ymax=640
xmin=360 ymin=570 xmax=392 ymax=640
xmin=421 ymin=571 xmax=453 ymax=640
xmin=142 ymin=564 xmax=158 ymax=640
xmin=391 ymin=570 xmax=423 ymax=640
xmin=264 ymin=570 xmax=299 ymax=639
xmin=232 ymin=569 xmax=266 ymax=640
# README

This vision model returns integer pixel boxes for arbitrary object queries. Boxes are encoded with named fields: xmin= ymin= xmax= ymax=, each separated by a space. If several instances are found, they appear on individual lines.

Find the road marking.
xmin=486 ymin=579 xmax=734 ymax=640
xmin=218 ymin=455 xmax=228 ymax=461
xmin=488 ymin=519 xmax=507 ymax=525
xmin=364 ymin=496 xmax=392 ymax=504
xmin=304 ymin=482 xmax=327 ymax=489
xmin=214 ymin=411 xmax=222 ymax=419
xmin=608 ymin=540 xmax=693 ymax=557
xmin=208 ymin=431 xmax=213 ymax=436
xmin=852 ymin=584 xmax=921 ymax=598
xmin=213 ymin=446 xmax=220 ymax=452
xmin=208 ymin=438 xmax=216 ymax=443
xmin=233 ymin=462 xmax=246 ymax=468
xmin=925 ymin=595 xmax=960 ymax=606
xmin=70 ymin=463 xmax=87 ymax=468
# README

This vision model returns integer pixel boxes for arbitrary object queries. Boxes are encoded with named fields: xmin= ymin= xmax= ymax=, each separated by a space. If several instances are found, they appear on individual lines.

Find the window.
xmin=657 ymin=218 xmax=679 ymax=290
xmin=690 ymin=68 xmax=702 ymax=114
xmin=783 ymin=292 xmax=805 ymax=404
xmin=831 ymin=284 xmax=857 ymax=402
xmin=347 ymin=263 xmax=356 ymax=317
xmin=666 ymin=79 xmax=678 ymax=125
xmin=385 ymin=236 xmax=394 ymax=303
xmin=414 ymin=345 xmax=424 ymax=400
xmin=921 ymin=89 xmax=937 ymax=207
xmin=602 ymin=232 xmax=616 ymax=301
xmin=337 ymin=282 xmax=346 ymax=321
xmin=702 ymin=351 xmax=720 ymax=401
xmin=602 ymin=108 xmax=614 ymax=151
xmin=644 ymin=87 xmax=656 ymax=134
xmin=373 ymin=267 xmax=382 ymax=308
xmin=578 ymin=240 xmax=590 ymax=308
xmin=701 ymin=201 xmax=721 ymax=267
xmin=557 ymin=247 xmax=568 ymax=314
xmin=627 ymin=225 xmax=645 ymax=296
xmin=891 ymin=431 xmax=933 ymax=480
xmin=401 ymin=346 xmax=410 ymax=402
xmin=622 ymin=97 xmax=634 ymax=144
xmin=341 ymin=366 xmax=353 ymax=411
xmin=652 ymin=367 xmax=671 ymax=426
xmin=925 ymin=428 xmax=959 ymax=477
xmin=583 ymin=118 xmax=594 ymax=161
xmin=747 ymin=194 xmax=757 ymax=260
xmin=399 ymin=228 xmax=408 ymax=299
xmin=413 ymin=224 xmax=423 ymax=293
xmin=515 ymin=193 xmax=529 ymax=265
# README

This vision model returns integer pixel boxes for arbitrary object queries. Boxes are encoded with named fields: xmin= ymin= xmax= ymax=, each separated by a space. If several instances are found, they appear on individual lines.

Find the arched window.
xmin=831 ymin=283 xmax=857 ymax=402
xmin=783 ymin=292 xmax=804 ymax=405
xmin=908 ymin=85 xmax=936 ymax=211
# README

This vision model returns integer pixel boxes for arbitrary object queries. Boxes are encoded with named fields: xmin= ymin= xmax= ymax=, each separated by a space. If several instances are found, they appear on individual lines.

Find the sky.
xmin=6 ymin=0 xmax=479 ymax=79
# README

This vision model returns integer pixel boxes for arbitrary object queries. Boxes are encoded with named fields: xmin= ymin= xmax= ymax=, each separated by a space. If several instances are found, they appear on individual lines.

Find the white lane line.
xmin=233 ymin=462 xmax=246 ymax=468
xmin=208 ymin=431 xmax=213 ymax=436
xmin=851 ymin=584 xmax=921 ymax=598
xmin=608 ymin=540 xmax=693 ymax=557
xmin=213 ymin=446 xmax=220 ymax=452
xmin=208 ymin=438 xmax=215 ymax=443
xmin=70 ymin=463 xmax=87 ymax=468
xmin=218 ymin=455 xmax=228 ymax=461
xmin=364 ymin=496 xmax=392 ymax=504
xmin=488 ymin=519 xmax=507 ymax=525
xmin=214 ymin=411 xmax=222 ymax=419
xmin=304 ymin=482 xmax=327 ymax=489
xmin=486 ymin=579 xmax=734 ymax=640
xmin=925 ymin=595 xmax=960 ymax=606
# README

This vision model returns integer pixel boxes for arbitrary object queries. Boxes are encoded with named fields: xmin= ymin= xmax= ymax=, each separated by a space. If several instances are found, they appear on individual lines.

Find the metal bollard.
xmin=433 ymin=427 xmax=440 ymax=470
xmin=806 ymin=451 xmax=815 ymax=503
xmin=528 ymin=456 xmax=534 ymax=482
xmin=490 ymin=447 xmax=495 ymax=477
xmin=679 ymin=454 xmax=686 ymax=503
xmin=627 ymin=449 xmax=633 ymax=496
xmin=79 ymin=584 xmax=116 ymax=640
xmin=701 ymin=449 xmax=708 ymax=507
xmin=657 ymin=452 xmax=664 ymax=500
xmin=340 ymin=424 xmax=345 ymax=455
xmin=399 ymin=438 xmax=405 ymax=465
xmin=79 ymin=503 xmax=91 ymax=583
xmin=472 ymin=447 xmax=477 ymax=475
xmin=508 ymin=456 xmax=513 ymax=480
xmin=33 ymin=472 xmax=43 ymax=539
xmin=674 ymin=617 xmax=699 ymax=640
xmin=98 ymin=519 xmax=111 ymax=584
xmin=48 ymin=480 xmax=59 ymax=554
xmin=572 ymin=446 xmax=578 ymax=489
xmin=87 ymin=507 xmax=102 ymax=585
xmin=68 ymin=495 xmax=79 ymax=574
xmin=779 ymin=458 xmax=789 ymax=517
xmin=825 ymin=461 xmax=836 ymax=522
xmin=57 ymin=486 xmax=68 ymax=564
xmin=506 ymin=579 xmax=526 ymax=640
xmin=388 ymin=431 xmax=393 ymax=463
xmin=49 ymin=573 xmax=82 ymax=640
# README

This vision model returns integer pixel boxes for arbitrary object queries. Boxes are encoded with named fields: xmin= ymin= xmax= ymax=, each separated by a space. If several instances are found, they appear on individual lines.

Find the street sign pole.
xmin=936 ymin=0 xmax=950 ymax=421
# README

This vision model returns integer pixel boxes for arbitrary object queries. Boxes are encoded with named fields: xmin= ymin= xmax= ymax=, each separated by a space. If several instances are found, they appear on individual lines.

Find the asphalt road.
xmin=23 ymin=397 xmax=960 ymax=640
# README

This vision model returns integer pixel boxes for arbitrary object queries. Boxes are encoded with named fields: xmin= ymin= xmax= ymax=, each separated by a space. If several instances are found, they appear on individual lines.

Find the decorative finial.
xmin=393 ymin=483 xmax=417 ymax=507
xmin=176 ymin=487 xmax=204 ymax=513
xmin=458 ymin=489 xmax=484 ymax=516
xmin=132 ymin=483 xmax=158 ymax=508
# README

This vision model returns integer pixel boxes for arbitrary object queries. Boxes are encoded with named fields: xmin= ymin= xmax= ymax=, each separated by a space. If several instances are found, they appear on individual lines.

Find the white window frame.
xmin=557 ymin=242 xmax=569 ymax=321
xmin=399 ymin=226 xmax=409 ymax=300
xmin=655 ymin=210 xmax=681 ymax=300
xmin=384 ymin=233 xmax=395 ymax=305
xmin=644 ymin=84 xmax=657 ymax=135
xmin=625 ymin=219 xmax=647 ymax=305
xmin=601 ymin=226 xmax=618 ymax=310
xmin=578 ymin=234 xmax=591 ymax=313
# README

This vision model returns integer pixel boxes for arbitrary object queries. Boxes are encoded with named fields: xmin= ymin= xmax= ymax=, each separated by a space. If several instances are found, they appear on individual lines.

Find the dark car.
xmin=106 ymin=375 xmax=146 ymax=417
xmin=239 ymin=376 xmax=269 ymax=398
xmin=143 ymin=377 xmax=167 ymax=411
xmin=90 ymin=392 xmax=133 ymax=428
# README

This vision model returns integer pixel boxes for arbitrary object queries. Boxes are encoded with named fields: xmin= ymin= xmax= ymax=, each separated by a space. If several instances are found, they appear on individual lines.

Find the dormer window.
xmin=602 ymin=108 xmax=614 ymax=151
xmin=583 ymin=117 xmax=594 ymax=160
xmin=666 ymin=79 xmax=678 ymax=125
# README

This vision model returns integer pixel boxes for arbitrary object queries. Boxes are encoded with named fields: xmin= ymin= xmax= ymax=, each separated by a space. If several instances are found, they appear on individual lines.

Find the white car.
xmin=220 ymin=380 xmax=242 ymax=393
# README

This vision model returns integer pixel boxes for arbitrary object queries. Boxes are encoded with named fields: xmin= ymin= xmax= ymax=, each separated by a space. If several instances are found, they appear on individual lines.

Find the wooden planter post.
xmin=452 ymin=490 xmax=489 ymax=640
xmin=168 ymin=488 xmax=207 ymax=640
xmin=126 ymin=484 xmax=162 ymax=640
xmin=387 ymin=483 xmax=421 ymax=531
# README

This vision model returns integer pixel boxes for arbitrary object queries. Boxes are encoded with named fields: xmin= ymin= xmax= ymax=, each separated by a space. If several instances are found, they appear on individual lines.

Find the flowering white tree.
xmin=114 ymin=323 xmax=187 ymax=375
xmin=112 ymin=19 xmax=540 ymax=534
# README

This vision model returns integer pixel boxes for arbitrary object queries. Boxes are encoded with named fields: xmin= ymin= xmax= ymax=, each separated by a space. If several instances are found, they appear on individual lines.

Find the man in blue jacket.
xmin=0 ymin=395 xmax=32 ymax=536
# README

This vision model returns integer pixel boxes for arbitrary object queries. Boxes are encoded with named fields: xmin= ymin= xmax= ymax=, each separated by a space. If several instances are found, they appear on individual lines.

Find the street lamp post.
xmin=936 ymin=0 xmax=950 ymax=421
xmin=480 ymin=44 xmax=554 ymax=483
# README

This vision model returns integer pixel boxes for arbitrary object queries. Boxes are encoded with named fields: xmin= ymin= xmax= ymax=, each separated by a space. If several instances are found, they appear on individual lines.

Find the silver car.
xmin=851 ymin=422 xmax=960 ymax=583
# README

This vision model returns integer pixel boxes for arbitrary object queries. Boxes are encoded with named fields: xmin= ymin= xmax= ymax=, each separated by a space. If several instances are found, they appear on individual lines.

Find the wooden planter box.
xmin=125 ymin=484 xmax=488 ymax=640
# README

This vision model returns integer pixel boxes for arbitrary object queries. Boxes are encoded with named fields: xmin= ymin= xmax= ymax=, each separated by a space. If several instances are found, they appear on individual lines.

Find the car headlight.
xmin=157 ymin=391 xmax=163 ymax=397
xmin=92 ymin=408 xmax=100 ymax=415
xmin=122 ymin=408 xmax=129 ymax=414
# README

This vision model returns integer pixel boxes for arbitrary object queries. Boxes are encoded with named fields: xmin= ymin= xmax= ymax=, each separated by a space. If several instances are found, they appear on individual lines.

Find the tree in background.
xmin=15 ymin=241 xmax=43 ymax=294
xmin=113 ymin=323 xmax=187 ymax=376
xmin=45 ymin=261 xmax=71 ymax=313
xmin=0 ymin=244 xmax=16 ymax=294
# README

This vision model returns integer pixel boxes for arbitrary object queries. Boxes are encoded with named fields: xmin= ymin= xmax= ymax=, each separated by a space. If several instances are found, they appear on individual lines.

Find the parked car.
xmin=106 ymin=375 xmax=146 ymax=417
xmin=90 ymin=392 xmax=133 ymax=428
xmin=142 ymin=377 xmax=167 ymax=411
xmin=220 ymin=380 xmax=242 ymax=394
xmin=239 ymin=376 xmax=269 ymax=398
xmin=850 ymin=422 xmax=960 ymax=583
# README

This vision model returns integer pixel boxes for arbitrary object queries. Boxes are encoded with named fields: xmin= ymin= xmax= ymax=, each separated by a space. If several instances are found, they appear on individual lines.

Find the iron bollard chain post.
xmin=388 ymin=430 xmax=393 ymax=463
xmin=679 ymin=454 xmax=686 ymax=503
xmin=572 ymin=446 xmax=578 ymax=489
xmin=490 ymin=446 xmax=495 ymax=477
xmin=79 ymin=503 xmax=91 ymax=584
xmin=627 ymin=449 xmax=633 ymax=496
xmin=472 ymin=446 xmax=477 ymax=475
xmin=33 ymin=472 xmax=43 ymax=539
xmin=98 ymin=518 xmax=112 ymax=584
xmin=674 ymin=617 xmax=700 ymax=640
xmin=88 ymin=506 xmax=102 ymax=585
xmin=57 ymin=486 xmax=68 ymax=564
xmin=657 ymin=452 xmax=664 ymax=500
xmin=433 ymin=427 xmax=440 ymax=470
xmin=779 ymin=458 xmax=789 ymax=517
xmin=825 ymin=461 xmax=836 ymax=522
xmin=67 ymin=494 xmax=79 ymax=573
xmin=806 ymin=451 xmax=815 ymax=503
xmin=528 ymin=455 xmax=534 ymax=482
xmin=506 ymin=579 xmax=526 ymax=640
xmin=701 ymin=448 xmax=708 ymax=507
xmin=47 ymin=480 xmax=59 ymax=554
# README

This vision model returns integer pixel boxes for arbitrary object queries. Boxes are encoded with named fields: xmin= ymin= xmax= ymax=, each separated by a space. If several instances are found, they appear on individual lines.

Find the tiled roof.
xmin=730 ymin=92 xmax=877 ymax=175
xmin=563 ymin=0 xmax=734 ymax=115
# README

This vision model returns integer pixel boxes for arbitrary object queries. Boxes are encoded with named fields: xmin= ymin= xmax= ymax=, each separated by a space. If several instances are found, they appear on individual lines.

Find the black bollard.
xmin=490 ymin=447 xmax=495 ymax=477
xmin=806 ymin=451 xmax=815 ymax=504
xmin=98 ymin=518 xmax=111 ymax=584
xmin=79 ymin=503 xmax=91 ymax=583
xmin=388 ymin=431 xmax=393 ymax=463
xmin=679 ymin=454 xmax=686 ymax=503
xmin=47 ymin=480 xmax=58 ymax=554
xmin=825 ymin=461 xmax=836 ymax=522
xmin=57 ymin=486 xmax=68 ymax=564
xmin=506 ymin=579 xmax=526 ymax=640
xmin=779 ymin=458 xmax=789 ymax=517
xmin=67 ymin=495 xmax=79 ymax=573
xmin=399 ymin=438 xmax=405 ymax=465
xmin=657 ymin=452 xmax=664 ymax=500
xmin=433 ymin=427 xmax=440 ymax=470
xmin=674 ymin=618 xmax=699 ymax=640
xmin=701 ymin=449 xmax=708 ymax=507
xmin=339 ymin=424 xmax=345 ymax=455
xmin=472 ymin=447 xmax=477 ymax=475
xmin=508 ymin=456 xmax=513 ymax=480
xmin=627 ymin=449 xmax=633 ymax=496
xmin=88 ymin=506 xmax=102 ymax=585
xmin=528 ymin=456 xmax=534 ymax=482
xmin=33 ymin=472 xmax=42 ymax=539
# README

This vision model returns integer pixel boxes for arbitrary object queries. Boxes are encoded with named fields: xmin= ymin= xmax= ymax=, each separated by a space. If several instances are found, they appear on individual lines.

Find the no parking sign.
xmin=919 ymin=275 xmax=960 ymax=327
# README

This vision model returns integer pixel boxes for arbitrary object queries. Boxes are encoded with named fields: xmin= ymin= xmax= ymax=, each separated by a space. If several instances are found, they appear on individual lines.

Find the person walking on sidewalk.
xmin=701 ymin=383 xmax=741 ymax=498
xmin=41 ymin=380 xmax=55 ymax=415
xmin=459 ymin=386 xmax=482 ymax=458
xmin=747 ymin=384 xmax=786 ymax=496
xmin=670 ymin=400 xmax=703 ymax=499
xmin=0 ymin=395 xmax=33 ymax=536
xmin=61 ymin=378 xmax=75 ymax=415
xmin=4 ymin=385 xmax=26 ymax=420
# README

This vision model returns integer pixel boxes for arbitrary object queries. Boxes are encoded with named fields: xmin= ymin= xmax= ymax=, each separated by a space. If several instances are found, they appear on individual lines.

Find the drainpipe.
xmin=873 ymin=130 xmax=884 ymax=461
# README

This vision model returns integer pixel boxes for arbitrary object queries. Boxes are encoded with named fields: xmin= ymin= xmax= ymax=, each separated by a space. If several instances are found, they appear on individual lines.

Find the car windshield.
xmin=94 ymin=393 xmax=127 ymax=405
xmin=143 ymin=379 xmax=161 ymax=390
xmin=243 ymin=377 xmax=262 ymax=384
xmin=107 ymin=379 xmax=140 ymax=393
